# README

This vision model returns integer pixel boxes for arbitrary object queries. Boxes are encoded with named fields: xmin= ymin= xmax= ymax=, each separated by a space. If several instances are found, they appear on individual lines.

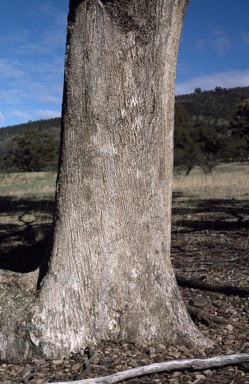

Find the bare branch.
xmin=48 ymin=353 xmax=249 ymax=384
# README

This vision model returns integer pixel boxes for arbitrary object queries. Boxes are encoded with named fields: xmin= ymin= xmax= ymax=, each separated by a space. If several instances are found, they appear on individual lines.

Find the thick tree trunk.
xmin=30 ymin=0 xmax=210 ymax=356
xmin=0 ymin=0 xmax=211 ymax=362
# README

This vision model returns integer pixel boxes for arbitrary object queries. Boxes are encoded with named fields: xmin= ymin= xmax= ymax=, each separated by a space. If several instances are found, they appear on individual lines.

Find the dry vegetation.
xmin=0 ymin=171 xmax=56 ymax=199
xmin=173 ymin=162 xmax=249 ymax=200
xmin=0 ymin=163 xmax=249 ymax=383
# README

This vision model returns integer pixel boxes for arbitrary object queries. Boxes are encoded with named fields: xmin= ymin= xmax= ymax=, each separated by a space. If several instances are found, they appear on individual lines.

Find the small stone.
xmin=172 ymin=371 xmax=181 ymax=377
xmin=216 ymin=335 xmax=223 ymax=342
xmin=113 ymin=357 xmax=122 ymax=365
xmin=149 ymin=347 xmax=156 ymax=357
xmin=128 ymin=360 xmax=138 ymax=367
xmin=203 ymin=369 xmax=213 ymax=375
xmin=194 ymin=373 xmax=206 ymax=381
xmin=156 ymin=343 xmax=166 ymax=350
xmin=168 ymin=351 xmax=181 ymax=358
xmin=36 ymin=359 xmax=47 ymax=366
xmin=189 ymin=294 xmax=208 ymax=308
xmin=71 ymin=363 xmax=83 ymax=373
xmin=154 ymin=355 xmax=165 ymax=363
xmin=92 ymin=357 xmax=100 ymax=364
xmin=52 ymin=359 xmax=64 ymax=365
xmin=226 ymin=324 xmax=234 ymax=332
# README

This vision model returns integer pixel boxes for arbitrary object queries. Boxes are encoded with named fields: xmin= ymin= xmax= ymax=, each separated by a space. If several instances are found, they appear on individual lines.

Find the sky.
xmin=0 ymin=0 xmax=249 ymax=128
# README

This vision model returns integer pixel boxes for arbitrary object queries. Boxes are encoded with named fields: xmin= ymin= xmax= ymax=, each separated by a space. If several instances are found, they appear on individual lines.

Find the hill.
xmin=0 ymin=85 xmax=249 ymax=173
xmin=176 ymin=85 xmax=249 ymax=124
xmin=0 ymin=118 xmax=61 ymax=156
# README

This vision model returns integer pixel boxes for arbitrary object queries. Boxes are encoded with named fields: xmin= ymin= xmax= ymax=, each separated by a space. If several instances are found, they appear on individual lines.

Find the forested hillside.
xmin=176 ymin=86 xmax=249 ymax=121
xmin=175 ymin=86 xmax=249 ymax=174
xmin=0 ymin=118 xmax=61 ymax=172
xmin=0 ymin=86 xmax=249 ymax=173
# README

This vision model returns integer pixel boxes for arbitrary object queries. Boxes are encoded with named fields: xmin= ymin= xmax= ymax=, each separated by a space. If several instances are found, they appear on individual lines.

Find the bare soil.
xmin=0 ymin=190 xmax=249 ymax=383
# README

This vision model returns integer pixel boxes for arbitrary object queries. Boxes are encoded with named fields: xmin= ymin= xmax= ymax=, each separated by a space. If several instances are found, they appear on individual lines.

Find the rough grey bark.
xmin=0 ymin=270 xmax=38 ymax=361
xmin=30 ymin=0 xmax=210 ymax=356
xmin=0 ymin=0 xmax=211 ymax=362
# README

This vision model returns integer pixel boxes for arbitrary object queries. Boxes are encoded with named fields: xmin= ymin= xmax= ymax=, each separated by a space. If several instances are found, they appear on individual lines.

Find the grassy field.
xmin=173 ymin=162 xmax=249 ymax=200
xmin=0 ymin=162 xmax=248 ymax=201
xmin=0 ymin=171 xmax=57 ymax=200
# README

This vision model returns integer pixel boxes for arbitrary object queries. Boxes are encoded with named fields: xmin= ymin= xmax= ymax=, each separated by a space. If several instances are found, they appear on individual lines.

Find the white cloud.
xmin=9 ymin=110 xmax=29 ymax=120
xmin=33 ymin=109 xmax=61 ymax=120
xmin=37 ymin=94 xmax=62 ymax=104
xmin=0 ymin=59 xmax=26 ymax=79
xmin=210 ymin=36 xmax=231 ymax=57
xmin=175 ymin=70 xmax=249 ymax=95
xmin=0 ymin=89 xmax=27 ymax=105
xmin=187 ymin=28 xmax=232 ymax=57
xmin=208 ymin=28 xmax=231 ymax=56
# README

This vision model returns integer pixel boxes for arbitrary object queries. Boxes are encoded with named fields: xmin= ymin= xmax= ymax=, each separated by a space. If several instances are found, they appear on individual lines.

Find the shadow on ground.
xmin=1 ymin=194 xmax=248 ymax=273
xmin=172 ymin=193 xmax=249 ymax=234
xmin=0 ymin=196 xmax=54 ymax=273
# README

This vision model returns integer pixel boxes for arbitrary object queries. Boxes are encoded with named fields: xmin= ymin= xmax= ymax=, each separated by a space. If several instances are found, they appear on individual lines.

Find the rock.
xmin=226 ymin=324 xmax=234 ymax=332
xmin=52 ymin=359 xmax=64 ymax=365
xmin=149 ymin=347 xmax=156 ymax=357
xmin=71 ymin=362 xmax=82 ymax=373
xmin=194 ymin=373 xmax=206 ymax=381
xmin=168 ymin=351 xmax=181 ymax=358
xmin=113 ymin=357 xmax=122 ymax=365
xmin=189 ymin=294 xmax=208 ymax=308
xmin=33 ymin=359 xmax=47 ymax=366
xmin=156 ymin=343 xmax=166 ymax=350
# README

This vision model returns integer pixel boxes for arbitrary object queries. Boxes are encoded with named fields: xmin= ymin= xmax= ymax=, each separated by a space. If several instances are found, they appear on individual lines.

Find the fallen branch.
xmin=186 ymin=304 xmax=246 ymax=330
xmin=48 ymin=353 xmax=249 ymax=384
xmin=176 ymin=275 xmax=249 ymax=297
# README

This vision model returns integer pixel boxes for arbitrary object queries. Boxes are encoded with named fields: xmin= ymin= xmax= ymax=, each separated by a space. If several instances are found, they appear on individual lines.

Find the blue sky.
xmin=1 ymin=0 xmax=249 ymax=128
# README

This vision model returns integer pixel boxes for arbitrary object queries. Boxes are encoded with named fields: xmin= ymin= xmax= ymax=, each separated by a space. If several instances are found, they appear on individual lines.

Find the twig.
xmin=186 ymin=304 xmax=246 ymax=330
xmin=75 ymin=345 xmax=96 ymax=380
xmin=49 ymin=353 xmax=249 ymax=384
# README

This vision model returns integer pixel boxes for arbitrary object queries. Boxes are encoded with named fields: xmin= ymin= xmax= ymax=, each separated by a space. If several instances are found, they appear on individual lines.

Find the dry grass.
xmin=0 ymin=172 xmax=57 ymax=200
xmin=173 ymin=163 xmax=249 ymax=200
xmin=0 ymin=163 xmax=248 ymax=201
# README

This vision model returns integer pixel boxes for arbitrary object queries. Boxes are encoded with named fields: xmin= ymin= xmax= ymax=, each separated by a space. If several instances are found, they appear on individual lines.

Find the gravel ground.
xmin=0 ymin=195 xmax=249 ymax=383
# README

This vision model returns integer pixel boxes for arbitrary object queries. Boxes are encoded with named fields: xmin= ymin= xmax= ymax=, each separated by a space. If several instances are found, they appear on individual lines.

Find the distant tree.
xmin=229 ymin=99 xmax=249 ymax=159
xmin=194 ymin=87 xmax=202 ymax=95
xmin=217 ymin=135 xmax=247 ymax=163
xmin=214 ymin=86 xmax=222 ymax=93
xmin=174 ymin=102 xmax=202 ymax=175
xmin=5 ymin=129 xmax=58 ymax=172
xmin=191 ymin=123 xmax=220 ymax=173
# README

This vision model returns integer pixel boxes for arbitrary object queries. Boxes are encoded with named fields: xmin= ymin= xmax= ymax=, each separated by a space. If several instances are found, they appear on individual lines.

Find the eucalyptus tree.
xmin=0 ymin=0 xmax=211 ymax=362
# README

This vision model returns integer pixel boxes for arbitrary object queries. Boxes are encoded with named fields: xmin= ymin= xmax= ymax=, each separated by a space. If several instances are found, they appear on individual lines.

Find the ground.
xmin=0 ymin=164 xmax=248 ymax=383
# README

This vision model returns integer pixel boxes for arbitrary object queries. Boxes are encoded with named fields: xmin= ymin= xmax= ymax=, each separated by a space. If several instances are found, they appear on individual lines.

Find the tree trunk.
xmin=0 ymin=0 xmax=211 ymax=362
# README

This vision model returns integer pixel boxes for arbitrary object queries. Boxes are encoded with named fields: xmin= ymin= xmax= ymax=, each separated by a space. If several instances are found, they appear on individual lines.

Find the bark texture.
xmin=0 ymin=0 xmax=211 ymax=362
xmin=0 ymin=270 xmax=38 ymax=361
xmin=29 ymin=0 xmax=210 ymax=358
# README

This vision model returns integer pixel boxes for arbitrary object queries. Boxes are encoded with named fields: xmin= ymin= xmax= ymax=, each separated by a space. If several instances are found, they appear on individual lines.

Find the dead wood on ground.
xmin=48 ymin=353 xmax=249 ymax=384
xmin=186 ymin=304 xmax=246 ymax=330
xmin=176 ymin=274 xmax=249 ymax=297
